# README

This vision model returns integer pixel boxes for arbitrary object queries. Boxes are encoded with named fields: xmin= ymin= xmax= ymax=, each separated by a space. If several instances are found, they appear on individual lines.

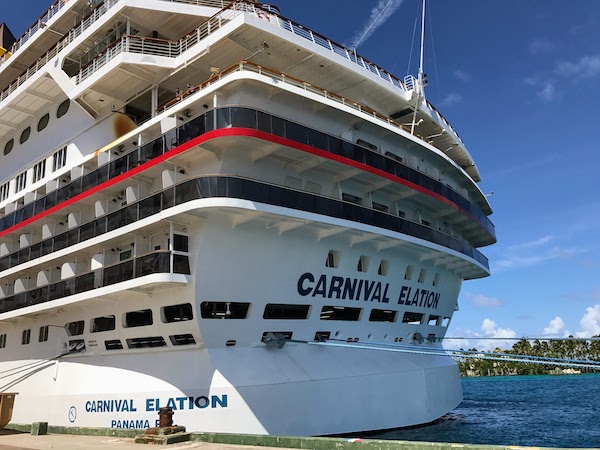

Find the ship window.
xmin=404 ymin=265 xmax=414 ymax=280
xmin=169 ymin=334 xmax=196 ymax=346
xmin=261 ymin=331 xmax=293 ymax=343
xmin=33 ymin=160 xmax=46 ymax=183
xmin=342 ymin=193 xmax=362 ymax=204
xmin=52 ymin=146 xmax=67 ymax=172
xmin=369 ymin=309 xmax=397 ymax=322
xmin=356 ymin=139 xmax=377 ymax=151
xmin=428 ymin=315 xmax=440 ymax=326
xmin=418 ymin=269 xmax=427 ymax=283
xmin=0 ymin=334 xmax=6 ymax=348
xmin=314 ymin=331 xmax=330 ymax=341
xmin=0 ymin=182 xmax=10 ymax=201
xmin=119 ymin=250 xmax=132 ymax=261
xmin=320 ymin=306 xmax=361 ymax=321
xmin=398 ymin=210 xmax=406 ymax=218
xmin=225 ymin=340 xmax=237 ymax=347
xmin=284 ymin=175 xmax=302 ymax=190
xmin=65 ymin=320 xmax=85 ymax=336
xmin=22 ymin=329 xmax=31 ymax=345
xmin=325 ymin=250 xmax=340 ymax=268
xmin=402 ymin=312 xmax=424 ymax=324
xmin=200 ymin=302 xmax=250 ymax=319
xmin=124 ymin=309 xmax=153 ymax=328
xmin=162 ymin=303 xmax=193 ymax=323
xmin=385 ymin=151 xmax=403 ymax=163
xmin=92 ymin=315 xmax=116 ymax=333
xmin=433 ymin=273 xmax=440 ymax=287
xmin=126 ymin=336 xmax=166 ymax=349
xmin=38 ymin=325 xmax=49 ymax=342
xmin=263 ymin=304 xmax=310 ymax=320
xmin=441 ymin=317 xmax=451 ymax=327
xmin=372 ymin=202 xmax=389 ymax=212
xmin=357 ymin=255 xmax=370 ymax=272
xmin=378 ymin=260 xmax=390 ymax=276
xmin=57 ymin=99 xmax=70 ymax=118
xmin=4 ymin=139 xmax=14 ymax=155
xmin=105 ymin=340 xmax=123 ymax=350
xmin=20 ymin=127 xmax=31 ymax=145
xmin=37 ymin=113 xmax=50 ymax=132
xmin=15 ymin=171 xmax=27 ymax=192
xmin=173 ymin=234 xmax=189 ymax=252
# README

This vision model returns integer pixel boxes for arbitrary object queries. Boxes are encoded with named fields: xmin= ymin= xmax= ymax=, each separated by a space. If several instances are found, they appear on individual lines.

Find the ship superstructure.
xmin=0 ymin=0 xmax=494 ymax=435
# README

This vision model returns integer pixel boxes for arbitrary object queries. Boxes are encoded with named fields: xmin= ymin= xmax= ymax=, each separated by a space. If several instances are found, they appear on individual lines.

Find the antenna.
xmin=410 ymin=0 xmax=426 ymax=135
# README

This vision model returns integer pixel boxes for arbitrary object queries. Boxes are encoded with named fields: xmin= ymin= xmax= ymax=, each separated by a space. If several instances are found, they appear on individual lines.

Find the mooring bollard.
xmin=158 ymin=407 xmax=174 ymax=428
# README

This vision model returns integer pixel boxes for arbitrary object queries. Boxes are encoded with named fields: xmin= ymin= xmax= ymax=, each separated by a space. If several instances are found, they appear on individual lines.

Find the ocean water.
xmin=369 ymin=374 xmax=600 ymax=448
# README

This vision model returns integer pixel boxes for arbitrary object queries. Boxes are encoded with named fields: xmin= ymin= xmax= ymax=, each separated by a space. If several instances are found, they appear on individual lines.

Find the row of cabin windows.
xmin=3 ymin=100 xmax=69 ymax=156
xmin=9 ymin=325 xmax=50 ymax=346
xmin=65 ymin=303 xmax=193 ymax=336
xmin=0 ymin=146 xmax=67 ymax=201
xmin=200 ymin=301 xmax=450 ymax=326
xmin=325 ymin=251 xmax=440 ymax=286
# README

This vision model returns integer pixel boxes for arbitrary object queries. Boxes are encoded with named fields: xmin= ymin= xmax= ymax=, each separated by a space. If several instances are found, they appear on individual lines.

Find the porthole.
xmin=37 ymin=113 xmax=50 ymax=132
xmin=56 ymin=99 xmax=70 ymax=118
xmin=4 ymin=139 xmax=14 ymax=155
xmin=20 ymin=127 xmax=31 ymax=144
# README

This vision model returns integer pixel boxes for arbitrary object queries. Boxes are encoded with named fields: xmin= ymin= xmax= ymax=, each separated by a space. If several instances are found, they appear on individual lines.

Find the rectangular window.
xmin=105 ymin=340 xmax=123 ymax=350
xmin=372 ymin=202 xmax=389 ymax=212
xmin=428 ymin=315 xmax=440 ymax=326
xmin=15 ymin=171 xmax=27 ymax=193
xmin=33 ymin=160 xmax=46 ymax=183
xmin=52 ymin=146 xmax=67 ymax=172
xmin=22 ymin=329 xmax=31 ymax=345
xmin=0 ymin=334 xmax=6 ymax=348
xmin=169 ymin=334 xmax=196 ymax=346
xmin=38 ymin=325 xmax=49 ymax=342
xmin=369 ymin=309 xmax=397 ymax=322
xmin=326 ymin=250 xmax=340 ymax=268
xmin=378 ymin=260 xmax=390 ymax=276
xmin=124 ymin=309 xmax=153 ymax=328
xmin=92 ymin=316 xmax=116 ymax=333
xmin=66 ymin=320 xmax=85 ymax=336
xmin=342 ymin=193 xmax=362 ymax=204
xmin=320 ymin=306 xmax=361 ymax=321
xmin=263 ymin=304 xmax=310 ymax=320
xmin=200 ymin=302 xmax=250 ymax=319
xmin=126 ymin=336 xmax=166 ymax=349
xmin=402 ymin=312 xmax=424 ymax=324
xmin=0 ymin=182 xmax=10 ymax=201
xmin=418 ymin=269 xmax=427 ymax=283
xmin=404 ymin=265 xmax=414 ymax=280
xmin=173 ymin=234 xmax=189 ymax=252
xmin=162 ymin=303 xmax=193 ymax=323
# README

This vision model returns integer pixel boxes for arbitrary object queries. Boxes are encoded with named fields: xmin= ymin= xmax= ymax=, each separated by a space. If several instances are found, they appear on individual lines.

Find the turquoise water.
xmin=370 ymin=374 xmax=600 ymax=448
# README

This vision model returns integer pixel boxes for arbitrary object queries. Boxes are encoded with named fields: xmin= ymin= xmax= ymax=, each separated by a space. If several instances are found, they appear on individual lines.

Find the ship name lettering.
xmin=85 ymin=399 xmax=137 ymax=413
xmin=111 ymin=419 xmax=151 ymax=429
xmin=397 ymin=286 xmax=440 ymax=309
xmin=297 ymin=272 xmax=390 ymax=303
xmin=145 ymin=395 xmax=228 ymax=411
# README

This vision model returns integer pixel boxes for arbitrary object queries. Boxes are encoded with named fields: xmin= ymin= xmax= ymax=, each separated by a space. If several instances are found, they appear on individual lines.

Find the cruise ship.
xmin=0 ymin=0 xmax=495 ymax=436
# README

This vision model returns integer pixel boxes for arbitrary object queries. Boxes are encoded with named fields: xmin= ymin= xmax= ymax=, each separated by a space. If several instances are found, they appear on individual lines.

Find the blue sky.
xmin=4 ymin=1 xmax=600 ymax=349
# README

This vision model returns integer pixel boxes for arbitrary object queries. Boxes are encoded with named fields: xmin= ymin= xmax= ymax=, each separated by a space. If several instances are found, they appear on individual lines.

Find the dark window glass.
xmin=162 ymin=303 xmax=193 ymax=323
xmin=230 ymin=107 xmax=256 ymax=128
xmin=173 ymin=234 xmax=188 ymax=252
xmin=37 ymin=113 xmax=50 ymax=132
xmin=124 ymin=309 xmax=153 ymax=328
xmin=57 ymin=99 xmax=70 ymax=118
xmin=369 ymin=309 xmax=397 ymax=322
xmin=38 ymin=325 xmax=49 ymax=342
xmin=257 ymin=111 xmax=271 ymax=133
xmin=200 ymin=302 xmax=250 ymax=319
xmin=285 ymin=121 xmax=307 ymax=144
xmin=105 ymin=340 xmax=123 ymax=350
xmin=92 ymin=315 xmax=116 ymax=332
xmin=20 ymin=127 xmax=31 ymax=144
xmin=22 ymin=329 xmax=31 ymax=345
xmin=65 ymin=320 xmax=85 ymax=336
xmin=402 ymin=312 xmax=424 ymax=324
xmin=263 ymin=304 xmax=310 ymax=320
xmin=169 ymin=334 xmax=196 ymax=346
xmin=126 ymin=336 xmax=166 ymax=349
xmin=320 ymin=306 xmax=361 ymax=321
xmin=4 ymin=139 xmax=14 ymax=155
xmin=173 ymin=254 xmax=190 ymax=274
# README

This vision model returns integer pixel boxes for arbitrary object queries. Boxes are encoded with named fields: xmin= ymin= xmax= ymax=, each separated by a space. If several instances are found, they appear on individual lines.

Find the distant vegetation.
xmin=457 ymin=337 xmax=600 ymax=377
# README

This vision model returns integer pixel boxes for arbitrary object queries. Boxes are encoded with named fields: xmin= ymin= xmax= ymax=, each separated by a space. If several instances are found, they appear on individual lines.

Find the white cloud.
xmin=439 ymin=93 xmax=462 ymax=107
xmin=454 ymin=69 xmax=471 ymax=82
xmin=464 ymin=292 xmax=503 ymax=307
xmin=575 ymin=305 xmax=600 ymax=337
xmin=537 ymin=81 xmax=557 ymax=102
xmin=347 ymin=0 xmax=405 ymax=48
xmin=528 ymin=38 xmax=555 ymax=55
xmin=555 ymin=55 xmax=600 ymax=79
xmin=444 ymin=320 xmax=517 ymax=352
xmin=543 ymin=316 xmax=569 ymax=336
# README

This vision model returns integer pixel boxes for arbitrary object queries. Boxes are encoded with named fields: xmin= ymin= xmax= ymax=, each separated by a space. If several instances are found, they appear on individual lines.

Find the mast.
xmin=411 ymin=0 xmax=426 ymax=135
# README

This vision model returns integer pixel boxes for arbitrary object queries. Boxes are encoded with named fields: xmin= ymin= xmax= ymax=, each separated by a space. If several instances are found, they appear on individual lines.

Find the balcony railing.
xmin=0 ymin=251 xmax=190 ymax=314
